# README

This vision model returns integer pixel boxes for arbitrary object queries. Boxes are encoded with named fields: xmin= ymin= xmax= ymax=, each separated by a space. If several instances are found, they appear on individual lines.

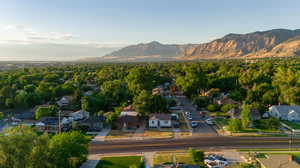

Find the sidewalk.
xmin=92 ymin=128 xmax=111 ymax=142
xmin=133 ymin=123 xmax=145 ymax=140
xmin=80 ymin=128 xmax=111 ymax=168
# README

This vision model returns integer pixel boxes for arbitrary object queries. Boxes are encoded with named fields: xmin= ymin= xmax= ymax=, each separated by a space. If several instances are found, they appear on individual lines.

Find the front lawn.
xmin=282 ymin=121 xmax=300 ymax=130
xmin=96 ymin=156 xmax=144 ymax=168
xmin=153 ymin=152 xmax=194 ymax=165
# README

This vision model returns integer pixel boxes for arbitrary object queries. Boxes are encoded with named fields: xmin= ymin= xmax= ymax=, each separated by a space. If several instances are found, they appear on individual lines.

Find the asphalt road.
xmin=176 ymin=96 xmax=216 ymax=135
xmin=90 ymin=136 xmax=300 ymax=154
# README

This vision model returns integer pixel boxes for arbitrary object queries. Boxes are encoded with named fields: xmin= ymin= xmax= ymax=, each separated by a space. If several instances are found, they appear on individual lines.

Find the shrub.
xmin=188 ymin=148 xmax=204 ymax=165
xmin=228 ymin=119 xmax=242 ymax=132
xmin=193 ymin=96 xmax=210 ymax=108
xmin=207 ymin=104 xmax=219 ymax=112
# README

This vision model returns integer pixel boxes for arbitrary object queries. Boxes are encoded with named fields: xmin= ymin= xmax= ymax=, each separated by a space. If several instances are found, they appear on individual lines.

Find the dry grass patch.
xmin=153 ymin=153 xmax=173 ymax=165
xmin=105 ymin=130 xmax=134 ymax=140
xmin=180 ymin=131 xmax=192 ymax=138
xmin=153 ymin=152 xmax=194 ymax=165
xmin=175 ymin=153 xmax=194 ymax=164
xmin=143 ymin=130 xmax=174 ymax=139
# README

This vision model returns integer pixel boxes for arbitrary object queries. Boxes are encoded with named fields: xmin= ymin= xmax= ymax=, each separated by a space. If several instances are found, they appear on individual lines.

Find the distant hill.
xmin=97 ymin=28 xmax=300 ymax=62
xmin=100 ymin=41 xmax=197 ymax=62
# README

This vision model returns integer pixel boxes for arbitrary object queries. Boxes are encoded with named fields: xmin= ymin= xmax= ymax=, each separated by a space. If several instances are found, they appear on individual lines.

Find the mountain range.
xmin=94 ymin=28 xmax=300 ymax=62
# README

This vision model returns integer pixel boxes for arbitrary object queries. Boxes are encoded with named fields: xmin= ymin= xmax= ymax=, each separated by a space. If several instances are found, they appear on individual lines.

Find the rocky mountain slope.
xmin=182 ymin=29 xmax=300 ymax=59
xmin=101 ymin=29 xmax=300 ymax=61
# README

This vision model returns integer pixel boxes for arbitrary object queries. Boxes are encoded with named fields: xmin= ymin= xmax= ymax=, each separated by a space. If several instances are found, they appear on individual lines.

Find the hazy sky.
xmin=0 ymin=0 xmax=300 ymax=61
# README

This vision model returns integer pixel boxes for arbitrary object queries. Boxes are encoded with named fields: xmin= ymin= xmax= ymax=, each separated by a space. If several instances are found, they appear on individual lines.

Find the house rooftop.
xmin=257 ymin=154 xmax=300 ymax=168
xmin=149 ymin=113 xmax=171 ymax=120
xmin=120 ymin=111 xmax=138 ymax=117
xmin=271 ymin=105 xmax=300 ymax=115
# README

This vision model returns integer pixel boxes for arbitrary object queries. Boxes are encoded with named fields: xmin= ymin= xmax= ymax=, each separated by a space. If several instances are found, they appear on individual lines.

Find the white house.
xmin=57 ymin=96 xmax=72 ymax=107
xmin=149 ymin=114 xmax=172 ymax=128
xmin=70 ymin=110 xmax=89 ymax=121
xmin=269 ymin=105 xmax=300 ymax=121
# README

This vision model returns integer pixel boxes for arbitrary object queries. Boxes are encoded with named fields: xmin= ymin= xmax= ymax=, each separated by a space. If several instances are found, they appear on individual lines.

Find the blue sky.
xmin=0 ymin=0 xmax=299 ymax=60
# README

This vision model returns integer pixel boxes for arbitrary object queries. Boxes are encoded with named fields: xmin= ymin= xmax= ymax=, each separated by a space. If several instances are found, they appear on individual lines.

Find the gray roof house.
xmin=269 ymin=105 xmax=300 ymax=121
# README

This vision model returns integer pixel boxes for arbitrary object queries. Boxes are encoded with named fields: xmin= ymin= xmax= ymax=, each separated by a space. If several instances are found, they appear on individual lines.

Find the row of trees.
xmin=2 ymin=58 xmax=300 ymax=121
xmin=0 ymin=126 xmax=89 ymax=168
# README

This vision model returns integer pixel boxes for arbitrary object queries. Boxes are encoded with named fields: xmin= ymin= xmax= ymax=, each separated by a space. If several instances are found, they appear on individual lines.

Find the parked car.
xmin=191 ymin=121 xmax=199 ymax=128
xmin=205 ymin=118 xmax=214 ymax=125
xmin=188 ymin=116 xmax=193 ymax=120
xmin=185 ymin=111 xmax=190 ymax=116
xmin=199 ymin=111 xmax=206 ymax=117
xmin=173 ymin=122 xmax=180 ymax=128
xmin=171 ymin=113 xmax=179 ymax=120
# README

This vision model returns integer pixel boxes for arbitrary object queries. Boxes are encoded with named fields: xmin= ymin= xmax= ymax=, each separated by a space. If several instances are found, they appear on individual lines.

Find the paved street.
xmin=89 ymin=136 xmax=300 ymax=154
xmin=175 ymin=95 xmax=217 ymax=136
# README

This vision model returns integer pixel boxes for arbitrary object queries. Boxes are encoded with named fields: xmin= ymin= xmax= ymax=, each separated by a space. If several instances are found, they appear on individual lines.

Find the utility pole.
xmin=58 ymin=110 xmax=61 ymax=134
xmin=289 ymin=130 xmax=293 ymax=151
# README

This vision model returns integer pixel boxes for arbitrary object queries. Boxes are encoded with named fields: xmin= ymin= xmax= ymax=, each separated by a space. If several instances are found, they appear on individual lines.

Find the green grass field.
xmin=96 ymin=156 xmax=144 ymax=168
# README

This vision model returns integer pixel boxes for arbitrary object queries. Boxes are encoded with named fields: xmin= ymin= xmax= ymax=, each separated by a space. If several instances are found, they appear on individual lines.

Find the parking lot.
xmin=175 ymin=95 xmax=217 ymax=136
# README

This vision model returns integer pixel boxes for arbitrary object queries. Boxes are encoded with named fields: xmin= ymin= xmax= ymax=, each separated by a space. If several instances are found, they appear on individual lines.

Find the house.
xmin=269 ymin=105 xmax=300 ymax=121
xmin=38 ymin=117 xmax=59 ymax=133
xmin=57 ymin=96 xmax=74 ymax=108
xmin=70 ymin=110 xmax=89 ymax=121
xmin=227 ymin=107 xmax=241 ymax=119
xmin=257 ymin=154 xmax=300 ymax=168
xmin=118 ymin=105 xmax=140 ymax=130
xmin=77 ymin=115 xmax=105 ymax=131
xmin=152 ymin=86 xmax=164 ymax=95
xmin=149 ymin=114 xmax=172 ymax=128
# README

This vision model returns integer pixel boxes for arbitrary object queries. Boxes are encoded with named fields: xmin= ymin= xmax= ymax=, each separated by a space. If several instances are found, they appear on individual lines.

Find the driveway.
xmin=175 ymin=95 xmax=217 ymax=136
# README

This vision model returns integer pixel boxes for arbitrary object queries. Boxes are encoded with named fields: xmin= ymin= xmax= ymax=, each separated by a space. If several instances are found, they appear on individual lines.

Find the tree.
xmin=193 ymin=96 xmax=210 ymax=108
xmin=207 ymin=104 xmax=219 ymax=112
xmin=133 ymin=90 xmax=152 ymax=116
xmin=126 ymin=67 xmax=155 ymax=95
xmin=101 ymin=80 xmax=130 ymax=105
xmin=188 ymin=148 xmax=204 ymax=165
xmin=176 ymin=64 xmax=207 ymax=97
xmin=0 ymin=112 xmax=3 ymax=120
xmin=228 ymin=119 xmax=242 ymax=132
xmin=0 ymin=126 xmax=88 ymax=168
xmin=48 ymin=131 xmax=89 ymax=168
xmin=221 ymin=104 xmax=236 ymax=113
xmin=0 ymin=126 xmax=45 ymax=168
xmin=35 ymin=105 xmax=58 ymax=120
xmin=241 ymin=104 xmax=251 ymax=128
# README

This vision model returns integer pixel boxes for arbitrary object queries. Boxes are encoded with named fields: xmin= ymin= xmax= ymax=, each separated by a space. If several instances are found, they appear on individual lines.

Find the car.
xmin=191 ymin=121 xmax=198 ymax=128
xmin=205 ymin=118 xmax=214 ymax=125
xmin=185 ymin=111 xmax=190 ymax=116
xmin=199 ymin=111 xmax=206 ymax=117
xmin=188 ymin=116 xmax=193 ymax=120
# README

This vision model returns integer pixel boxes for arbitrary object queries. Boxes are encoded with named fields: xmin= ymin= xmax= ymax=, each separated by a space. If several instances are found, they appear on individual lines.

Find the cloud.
xmin=1 ymin=24 xmax=75 ymax=44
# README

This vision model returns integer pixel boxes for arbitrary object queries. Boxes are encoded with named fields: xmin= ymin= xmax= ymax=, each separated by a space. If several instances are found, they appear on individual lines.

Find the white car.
xmin=188 ymin=116 xmax=193 ymax=120
xmin=191 ymin=121 xmax=198 ymax=128
xmin=205 ymin=118 xmax=214 ymax=125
